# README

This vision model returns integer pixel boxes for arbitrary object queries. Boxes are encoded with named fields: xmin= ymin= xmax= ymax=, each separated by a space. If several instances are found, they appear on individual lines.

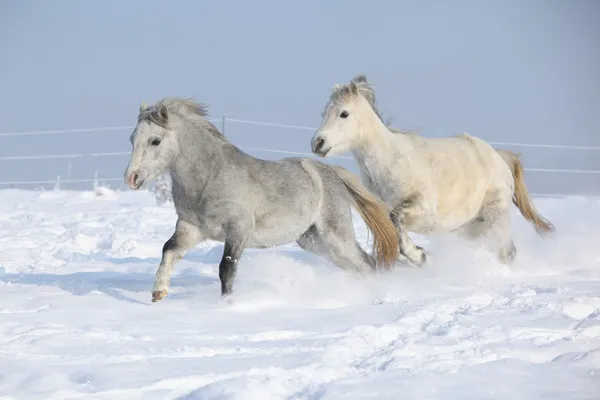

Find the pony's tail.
xmin=497 ymin=149 xmax=555 ymax=235
xmin=331 ymin=166 xmax=399 ymax=269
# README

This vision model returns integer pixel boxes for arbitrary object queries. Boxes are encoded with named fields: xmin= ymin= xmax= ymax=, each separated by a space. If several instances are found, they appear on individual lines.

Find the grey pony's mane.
xmin=348 ymin=75 xmax=417 ymax=135
xmin=138 ymin=97 xmax=228 ymax=141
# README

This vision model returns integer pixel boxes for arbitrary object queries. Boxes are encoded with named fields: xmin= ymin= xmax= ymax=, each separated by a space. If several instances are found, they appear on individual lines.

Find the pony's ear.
xmin=158 ymin=104 xmax=169 ymax=121
xmin=352 ymin=74 xmax=368 ymax=84
xmin=139 ymin=100 xmax=148 ymax=113
xmin=332 ymin=83 xmax=342 ymax=92
xmin=349 ymin=82 xmax=359 ymax=95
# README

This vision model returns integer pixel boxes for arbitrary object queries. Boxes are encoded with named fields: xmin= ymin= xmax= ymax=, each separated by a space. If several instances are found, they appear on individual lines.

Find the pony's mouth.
xmin=130 ymin=179 xmax=145 ymax=190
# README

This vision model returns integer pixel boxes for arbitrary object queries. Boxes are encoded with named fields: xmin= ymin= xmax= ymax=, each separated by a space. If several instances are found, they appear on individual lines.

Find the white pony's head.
xmin=311 ymin=78 xmax=378 ymax=157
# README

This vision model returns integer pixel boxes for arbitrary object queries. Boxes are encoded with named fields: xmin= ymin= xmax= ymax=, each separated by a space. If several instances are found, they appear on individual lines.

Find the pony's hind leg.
xmin=300 ymin=222 xmax=377 ymax=274
xmin=296 ymin=225 xmax=331 ymax=260
xmin=321 ymin=232 xmax=377 ymax=273
xmin=488 ymin=209 xmax=516 ymax=264
xmin=463 ymin=193 xmax=516 ymax=264
xmin=153 ymin=219 xmax=204 ymax=302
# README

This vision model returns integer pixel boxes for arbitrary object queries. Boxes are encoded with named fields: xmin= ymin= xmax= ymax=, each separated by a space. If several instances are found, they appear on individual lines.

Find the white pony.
xmin=311 ymin=75 xmax=554 ymax=266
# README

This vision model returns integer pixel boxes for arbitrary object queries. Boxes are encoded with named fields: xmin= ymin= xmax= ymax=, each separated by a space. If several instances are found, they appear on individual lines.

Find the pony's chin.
xmin=321 ymin=145 xmax=348 ymax=158
xmin=128 ymin=179 xmax=145 ymax=190
xmin=314 ymin=148 xmax=331 ymax=158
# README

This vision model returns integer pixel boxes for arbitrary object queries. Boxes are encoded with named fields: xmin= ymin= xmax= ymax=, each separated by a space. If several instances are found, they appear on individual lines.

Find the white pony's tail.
xmin=330 ymin=166 xmax=399 ymax=269
xmin=496 ymin=149 xmax=555 ymax=235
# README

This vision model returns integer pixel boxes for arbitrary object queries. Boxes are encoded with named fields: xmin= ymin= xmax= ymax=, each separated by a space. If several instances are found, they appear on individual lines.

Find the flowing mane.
xmin=138 ymin=97 xmax=227 ymax=140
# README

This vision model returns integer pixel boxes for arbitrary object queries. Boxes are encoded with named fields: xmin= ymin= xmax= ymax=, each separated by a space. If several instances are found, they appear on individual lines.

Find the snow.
xmin=0 ymin=188 xmax=599 ymax=400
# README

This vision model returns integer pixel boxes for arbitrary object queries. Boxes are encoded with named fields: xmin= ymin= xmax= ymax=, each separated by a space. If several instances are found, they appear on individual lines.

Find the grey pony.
xmin=123 ymin=97 xmax=399 ymax=302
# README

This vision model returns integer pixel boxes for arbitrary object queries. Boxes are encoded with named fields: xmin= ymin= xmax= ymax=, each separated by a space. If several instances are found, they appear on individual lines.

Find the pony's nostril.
xmin=130 ymin=172 xmax=139 ymax=186
xmin=314 ymin=138 xmax=325 ymax=153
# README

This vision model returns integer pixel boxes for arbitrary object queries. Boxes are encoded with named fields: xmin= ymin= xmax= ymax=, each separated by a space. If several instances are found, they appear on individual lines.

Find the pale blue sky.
xmin=0 ymin=0 xmax=598 ymax=194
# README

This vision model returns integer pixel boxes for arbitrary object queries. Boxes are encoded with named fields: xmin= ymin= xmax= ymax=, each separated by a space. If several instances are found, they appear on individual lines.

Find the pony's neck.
xmin=169 ymin=115 xmax=219 ymax=193
xmin=352 ymin=107 xmax=412 ymax=162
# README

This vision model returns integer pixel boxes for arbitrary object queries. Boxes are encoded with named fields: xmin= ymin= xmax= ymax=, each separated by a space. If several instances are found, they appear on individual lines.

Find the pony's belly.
xmin=249 ymin=195 xmax=317 ymax=247
xmin=197 ymin=223 xmax=227 ymax=242
xmin=432 ymin=205 xmax=481 ymax=233
xmin=249 ymin=220 xmax=312 ymax=247
xmin=404 ymin=206 xmax=477 ymax=235
xmin=195 ymin=218 xmax=310 ymax=248
xmin=183 ymin=206 xmax=314 ymax=248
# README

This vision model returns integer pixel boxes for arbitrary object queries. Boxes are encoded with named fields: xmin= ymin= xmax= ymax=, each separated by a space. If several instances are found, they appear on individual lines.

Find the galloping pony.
xmin=124 ymin=97 xmax=399 ymax=302
xmin=311 ymin=75 xmax=554 ymax=266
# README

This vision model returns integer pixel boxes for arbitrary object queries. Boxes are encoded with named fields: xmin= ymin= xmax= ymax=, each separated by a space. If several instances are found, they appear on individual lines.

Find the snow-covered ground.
xmin=0 ymin=188 xmax=599 ymax=399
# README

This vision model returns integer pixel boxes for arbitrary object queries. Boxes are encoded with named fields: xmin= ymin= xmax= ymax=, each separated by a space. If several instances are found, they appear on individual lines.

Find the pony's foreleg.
xmin=152 ymin=220 xmax=204 ymax=303
xmin=219 ymin=221 xmax=251 ymax=297
xmin=390 ymin=198 xmax=428 ymax=266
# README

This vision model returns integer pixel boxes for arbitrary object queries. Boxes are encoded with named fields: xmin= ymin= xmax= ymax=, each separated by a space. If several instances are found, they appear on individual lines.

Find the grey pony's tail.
xmin=330 ymin=166 xmax=399 ymax=269
xmin=496 ymin=149 xmax=555 ymax=235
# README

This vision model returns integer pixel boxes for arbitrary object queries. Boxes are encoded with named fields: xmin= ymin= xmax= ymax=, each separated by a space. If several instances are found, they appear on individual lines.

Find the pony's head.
xmin=124 ymin=99 xmax=182 ymax=190
xmin=311 ymin=76 xmax=378 ymax=157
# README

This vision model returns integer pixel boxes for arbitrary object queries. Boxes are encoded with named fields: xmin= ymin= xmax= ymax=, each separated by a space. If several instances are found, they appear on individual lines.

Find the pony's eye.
xmin=150 ymin=138 xmax=161 ymax=146
xmin=340 ymin=111 xmax=349 ymax=119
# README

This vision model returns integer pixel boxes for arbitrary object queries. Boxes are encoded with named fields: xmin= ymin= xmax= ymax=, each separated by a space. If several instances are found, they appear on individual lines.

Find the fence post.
xmin=222 ymin=114 xmax=226 ymax=135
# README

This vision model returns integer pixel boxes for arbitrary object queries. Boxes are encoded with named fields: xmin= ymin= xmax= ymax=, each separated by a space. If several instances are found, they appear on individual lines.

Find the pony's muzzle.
xmin=312 ymin=136 xmax=330 ymax=157
xmin=125 ymin=171 xmax=144 ymax=190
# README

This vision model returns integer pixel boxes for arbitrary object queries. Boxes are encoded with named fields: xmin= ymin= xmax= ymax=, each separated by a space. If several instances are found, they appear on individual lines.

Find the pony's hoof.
xmin=409 ymin=254 xmax=427 ymax=268
xmin=401 ymin=246 xmax=428 ymax=267
xmin=220 ymin=293 xmax=235 ymax=304
xmin=152 ymin=289 xmax=168 ymax=302
xmin=220 ymin=291 xmax=233 ymax=300
xmin=498 ymin=243 xmax=517 ymax=265
xmin=416 ymin=251 xmax=429 ymax=267
xmin=415 ymin=246 xmax=429 ymax=266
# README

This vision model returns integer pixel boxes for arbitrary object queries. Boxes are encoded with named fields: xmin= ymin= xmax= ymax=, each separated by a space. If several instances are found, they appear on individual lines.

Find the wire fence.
xmin=1 ymin=116 xmax=599 ymax=197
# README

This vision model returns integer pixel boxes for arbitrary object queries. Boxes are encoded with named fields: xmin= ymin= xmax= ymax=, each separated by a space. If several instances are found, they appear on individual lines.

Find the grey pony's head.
xmin=123 ymin=99 xmax=178 ymax=190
